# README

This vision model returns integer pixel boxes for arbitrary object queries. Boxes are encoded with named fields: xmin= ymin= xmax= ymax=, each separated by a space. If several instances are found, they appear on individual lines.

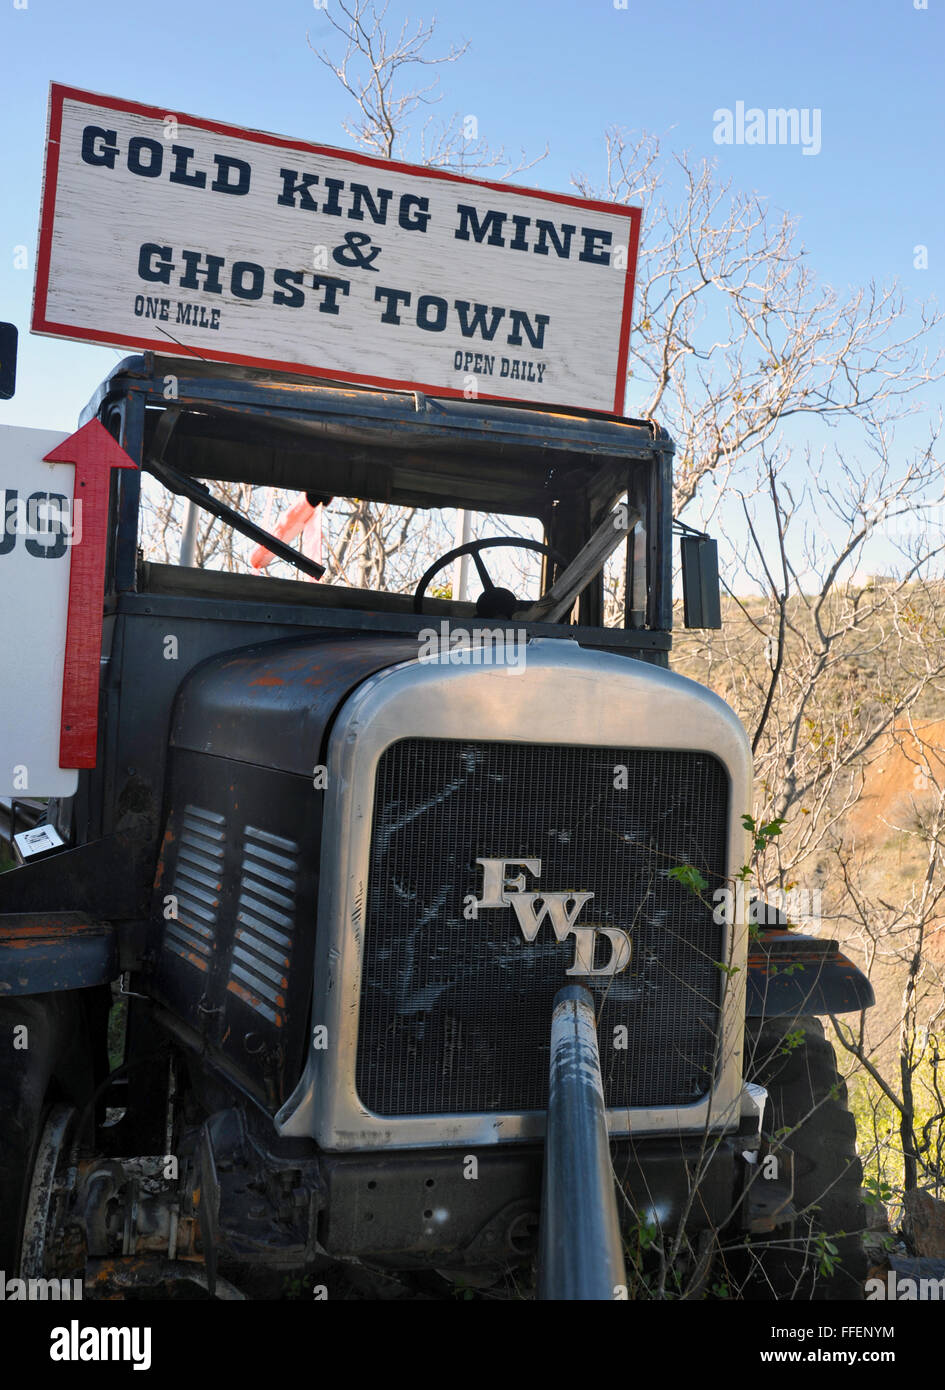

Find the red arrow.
xmin=43 ymin=420 xmax=138 ymax=768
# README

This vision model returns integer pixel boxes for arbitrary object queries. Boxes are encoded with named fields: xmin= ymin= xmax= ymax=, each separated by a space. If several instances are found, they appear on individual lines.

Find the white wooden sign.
xmin=0 ymin=425 xmax=79 ymax=798
xmin=32 ymin=85 xmax=641 ymax=414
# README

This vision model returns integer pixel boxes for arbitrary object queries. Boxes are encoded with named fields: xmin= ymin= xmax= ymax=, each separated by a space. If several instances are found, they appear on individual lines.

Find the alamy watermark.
xmin=49 ymin=1320 xmax=151 ymax=1370
xmin=713 ymin=102 xmax=822 ymax=157
xmin=713 ymin=882 xmax=822 ymax=929
xmin=866 ymin=1269 xmax=945 ymax=1300
xmin=1 ymin=489 xmax=82 ymax=554
xmin=0 ymin=1269 xmax=82 ymax=1300
xmin=418 ymin=622 xmax=527 ymax=673
xmin=871 ymin=502 xmax=945 ymax=539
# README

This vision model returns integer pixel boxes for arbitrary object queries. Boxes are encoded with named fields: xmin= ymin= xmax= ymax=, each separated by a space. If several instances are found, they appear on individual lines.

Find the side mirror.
xmin=0 ymin=321 xmax=17 ymax=400
xmin=680 ymin=534 xmax=721 ymax=629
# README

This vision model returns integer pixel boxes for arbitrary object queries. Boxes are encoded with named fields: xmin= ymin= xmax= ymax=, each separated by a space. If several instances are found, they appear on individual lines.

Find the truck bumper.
xmin=318 ymin=1135 xmax=738 ymax=1268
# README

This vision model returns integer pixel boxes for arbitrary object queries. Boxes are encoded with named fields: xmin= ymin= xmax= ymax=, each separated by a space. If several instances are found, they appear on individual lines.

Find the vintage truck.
xmin=0 ymin=353 xmax=873 ymax=1299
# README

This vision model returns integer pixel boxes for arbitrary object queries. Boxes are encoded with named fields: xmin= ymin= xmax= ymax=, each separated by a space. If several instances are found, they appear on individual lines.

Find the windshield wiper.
xmin=145 ymin=408 xmax=326 ymax=580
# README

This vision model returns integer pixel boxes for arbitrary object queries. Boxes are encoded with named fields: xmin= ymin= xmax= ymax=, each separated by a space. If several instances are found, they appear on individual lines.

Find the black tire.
xmin=738 ymin=1015 xmax=866 ymax=1300
xmin=0 ymin=993 xmax=98 ymax=1273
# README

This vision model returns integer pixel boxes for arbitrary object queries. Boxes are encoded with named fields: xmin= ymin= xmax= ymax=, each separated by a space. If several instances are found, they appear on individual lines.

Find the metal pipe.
xmin=451 ymin=508 xmax=472 ymax=600
xmin=179 ymin=498 xmax=199 ymax=567
xmin=538 ymin=984 xmax=627 ymax=1300
xmin=0 ymin=796 xmax=44 ymax=849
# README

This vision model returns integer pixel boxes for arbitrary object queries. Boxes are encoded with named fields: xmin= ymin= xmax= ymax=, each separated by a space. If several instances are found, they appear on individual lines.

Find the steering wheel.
xmin=412 ymin=537 xmax=567 ymax=618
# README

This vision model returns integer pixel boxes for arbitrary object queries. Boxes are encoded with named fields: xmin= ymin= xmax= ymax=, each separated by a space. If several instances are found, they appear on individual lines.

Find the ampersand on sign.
xmin=332 ymin=232 xmax=382 ymax=271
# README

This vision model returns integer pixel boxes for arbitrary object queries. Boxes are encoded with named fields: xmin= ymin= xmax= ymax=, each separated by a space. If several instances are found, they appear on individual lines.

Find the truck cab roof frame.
xmin=81 ymin=353 xmax=675 ymax=637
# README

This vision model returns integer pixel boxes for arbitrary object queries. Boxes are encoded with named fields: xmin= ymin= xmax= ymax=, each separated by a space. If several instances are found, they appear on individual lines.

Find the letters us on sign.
xmin=33 ymin=85 xmax=641 ymax=413
xmin=1 ymin=490 xmax=80 ymax=556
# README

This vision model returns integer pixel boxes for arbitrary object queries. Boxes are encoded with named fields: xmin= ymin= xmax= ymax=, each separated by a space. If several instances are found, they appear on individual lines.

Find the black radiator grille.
xmin=356 ymin=739 xmax=729 ymax=1117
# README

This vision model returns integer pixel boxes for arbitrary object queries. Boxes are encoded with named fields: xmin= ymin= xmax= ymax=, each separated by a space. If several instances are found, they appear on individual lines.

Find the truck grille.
xmin=356 ymin=738 xmax=729 ymax=1117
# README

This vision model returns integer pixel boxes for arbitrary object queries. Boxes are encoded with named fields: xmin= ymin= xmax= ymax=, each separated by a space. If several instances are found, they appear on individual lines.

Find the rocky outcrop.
xmin=903 ymin=1188 xmax=945 ymax=1258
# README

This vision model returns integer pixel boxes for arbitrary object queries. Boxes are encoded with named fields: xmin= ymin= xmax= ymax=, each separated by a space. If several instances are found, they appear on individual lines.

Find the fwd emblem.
xmin=474 ymin=858 xmax=631 ymax=977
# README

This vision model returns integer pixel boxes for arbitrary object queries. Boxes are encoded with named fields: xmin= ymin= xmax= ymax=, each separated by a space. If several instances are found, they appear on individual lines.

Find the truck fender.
xmin=0 ymin=913 xmax=118 ymax=996
xmin=746 ymin=930 xmax=874 ymax=1017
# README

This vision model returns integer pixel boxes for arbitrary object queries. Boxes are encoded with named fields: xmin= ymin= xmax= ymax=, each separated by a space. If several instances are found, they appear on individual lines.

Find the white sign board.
xmin=0 ymin=425 xmax=79 ymax=797
xmin=32 ymin=85 xmax=641 ymax=414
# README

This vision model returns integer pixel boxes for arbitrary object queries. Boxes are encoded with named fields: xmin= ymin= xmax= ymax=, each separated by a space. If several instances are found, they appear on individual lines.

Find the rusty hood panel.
xmin=169 ymin=634 xmax=422 ymax=774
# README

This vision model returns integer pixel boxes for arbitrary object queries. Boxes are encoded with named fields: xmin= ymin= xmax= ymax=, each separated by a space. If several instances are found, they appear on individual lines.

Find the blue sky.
xmin=1 ymin=0 xmax=942 ymax=572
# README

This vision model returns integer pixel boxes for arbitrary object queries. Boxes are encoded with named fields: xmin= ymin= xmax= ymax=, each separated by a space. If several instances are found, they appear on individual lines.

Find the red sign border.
xmin=32 ymin=83 xmax=641 ymax=416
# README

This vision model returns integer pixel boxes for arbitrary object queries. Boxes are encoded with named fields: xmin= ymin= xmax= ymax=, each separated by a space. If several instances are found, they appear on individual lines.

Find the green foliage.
xmin=848 ymin=1058 xmax=945 ymax=1207
xmin=622 ymin=1217 xmax=681 ymax=1298
xmin=635 ymin=1219 xmax=659 ymax=1251
xmin=814 ymin=1231 xmax=841 ymax=1278
xmin=448 ymin=1278 xmax=477 ymax=1301
xmin=862 ymin=1176 xmax=894 ymax=1208
xmin=778 ymin=1027 xmax=806 ymax=1055
xmin=742 ymin=813 xmax=786 ymax=853
xmin=280 ymin=1271 xmax=334 ymax=1301
xmin=664 ymin=864 xmax=709 ymax=895
xmin=736 ymin=814 xmax=786 ymax=882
